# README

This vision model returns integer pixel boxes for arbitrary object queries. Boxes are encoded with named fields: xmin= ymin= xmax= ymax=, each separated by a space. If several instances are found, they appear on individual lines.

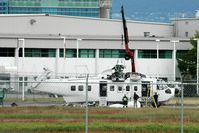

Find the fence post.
xmin=180 ymin=81 xmax=184 ymax=133
xmin=85 ymin=74 xmax=89 ymax=133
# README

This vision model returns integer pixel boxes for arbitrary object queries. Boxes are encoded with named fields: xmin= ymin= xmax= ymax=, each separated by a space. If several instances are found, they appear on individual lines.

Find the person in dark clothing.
xmin=153 ymin=92 xmax=159 ymax=108
xmin=133 ymin=92 xmax=139 ymax=108
xmin=122 ymin=94 xmax=128 ymax=108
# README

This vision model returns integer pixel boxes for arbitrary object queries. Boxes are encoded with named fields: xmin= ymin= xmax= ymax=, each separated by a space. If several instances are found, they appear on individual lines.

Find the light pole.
xmin=76 ymin=38 xmax=82 ymax=59
xmin=171 ymin=40 xmax=179 ymax=81
xmin=156 ymin=39 xmax=160 ymax=59
xmin=195 ymin=39 xmax=199 ymax=95
xmin=18 ymin=38 xmax=25 ymax=101
xmin=156 ymin=39 xmax=160 ymax=78
xmin=61 ymin=37 xmax=66 ymax=75
xmin=75 ymin=38 xmax=82 ymax=75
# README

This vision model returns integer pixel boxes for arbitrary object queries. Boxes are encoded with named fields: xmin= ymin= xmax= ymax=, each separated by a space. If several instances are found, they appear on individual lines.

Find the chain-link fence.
xmin=0 ymin=79 xmax=199 ymax=133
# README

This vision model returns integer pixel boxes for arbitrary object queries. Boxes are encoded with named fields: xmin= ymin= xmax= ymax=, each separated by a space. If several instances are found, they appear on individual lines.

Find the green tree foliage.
xmin=177 ymin=31 xmax=199 ymax=79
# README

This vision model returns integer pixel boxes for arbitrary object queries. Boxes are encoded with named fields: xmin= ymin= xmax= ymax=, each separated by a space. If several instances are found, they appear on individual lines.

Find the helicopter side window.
xmin=118 ymin=86 xmax=123 ymax=92
xmin=110 ymin=85 xmax=115 ymax=91
xmin=126 ymin=86 xmax=130 ymax=91
xmin=165 ymin=89 xmax=171 ymax=94
xmin=71 ymin=85 xmax=76 ymax=91
xmin=134 ymin=86 xmax=138 ymax=91
xmin=78 ymin=85 xmax=84 ymax=91
xmin=88 ymin=85 xmax=91 ymax=91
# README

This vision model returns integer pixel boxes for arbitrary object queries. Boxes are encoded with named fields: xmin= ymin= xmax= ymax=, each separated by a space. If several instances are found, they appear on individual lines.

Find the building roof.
xmin=0 ymin=13 xmax=172 ymax=26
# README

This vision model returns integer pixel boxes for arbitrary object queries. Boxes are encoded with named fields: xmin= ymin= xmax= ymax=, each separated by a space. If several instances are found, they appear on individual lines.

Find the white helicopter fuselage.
xmin=34 ymin=75 xmax=175 ymax=106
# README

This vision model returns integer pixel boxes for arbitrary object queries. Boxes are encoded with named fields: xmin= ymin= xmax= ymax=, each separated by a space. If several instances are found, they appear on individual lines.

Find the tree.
xmin=177 ymin=31 xmax=199 ymax=80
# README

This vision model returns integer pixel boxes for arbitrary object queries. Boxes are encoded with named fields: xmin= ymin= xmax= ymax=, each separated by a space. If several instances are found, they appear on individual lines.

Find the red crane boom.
xmin=121 ymin=6 xmax=136 ymax=73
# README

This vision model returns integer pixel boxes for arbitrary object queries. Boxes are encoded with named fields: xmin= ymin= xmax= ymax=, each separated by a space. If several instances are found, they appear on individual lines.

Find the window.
xmin=78 ymin=85 xmax=83 ymax=91
xmin=71 ymin=86 xmax=76 ymax=91
xmin=59 ymin=49 xmax=64 ymax=57
xmin=118 ymin=86 xmax=123 ymax=92
xmin=61 ymin=49 xmax=95 ymax=58
xmin=19 ymin=48 xmax=56 ymax=57
xmin=138 ymin=50 xmax=157 ymax=58
xmin=79 ymin=49 xmax=95 ymax=58
xmin=159 ymin=50 xmax=172 ymax=59
xmin=88 ymin=85 xmax=91 ymax=91
xmin=110 ymin=85 xmax=114 ymax=91
xmin=99 ymin=49 xmax=126 ymax=58
xmin=19 ymin=77 xmax=28 ymax=86
xmin=144 ymin=32 xmax=150 ymax=37
xmin=126 ymin=86 xmax=130 ymax=91
xmin=185 ymin=32 xmax=189 ymax=37
xmin=66 ymin=49 xmax=77 ymax=58
xmin=59 ymin=49 xmax=77 ymax=58
xmin=165 ymin=89 xmax=171 ymax=94
xmin=0 ymin=48 xmax=15 ymax=57
xmin=134 ymin=86 xmax=138 ymax=91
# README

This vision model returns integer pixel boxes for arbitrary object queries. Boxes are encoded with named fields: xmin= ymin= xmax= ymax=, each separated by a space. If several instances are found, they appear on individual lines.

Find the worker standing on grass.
xmin=153 ymin=92 xmax=159 ymax=108
xmin=122 ymin=94 xmax=128 ymax=108
xmin=133 ymin=92 xmax=139 ymax=108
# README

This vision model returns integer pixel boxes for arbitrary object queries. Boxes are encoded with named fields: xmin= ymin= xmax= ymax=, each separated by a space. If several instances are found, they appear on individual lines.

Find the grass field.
xmin=0 ymin=106 xmax=199 ymax=133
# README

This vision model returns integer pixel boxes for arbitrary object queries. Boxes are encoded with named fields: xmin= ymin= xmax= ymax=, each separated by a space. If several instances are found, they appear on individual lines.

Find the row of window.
xmin=10 ymin=0 xmax=41 ymax=1
xmin=0 ymin=48 xmax=188 ymax=59
xmin=0 ymin=3 xmax=7 ymax=6
xmin=6 ymin=7 xmax=99 ymax=17
xmin=18 ymin=48 xmax=56 ymax=57
xmin=70 ymin=85 xmax=132 ymax=92
xmin=71 ymin=85 xmax=91 ymax=91
xmin=8 ymin=7 xmax=99 ymax=12
xmin=7 ymin=1 xmax=99 ymax=7
xmin=7 ymin=11 xmax=98 ymax=17
xmin=9 ymin=0 xmax=97 ymax=1
xmin=99 ymin=49 xmax=126 ymax=58
xmin=138 ymin=50 xmax=173 ymax=59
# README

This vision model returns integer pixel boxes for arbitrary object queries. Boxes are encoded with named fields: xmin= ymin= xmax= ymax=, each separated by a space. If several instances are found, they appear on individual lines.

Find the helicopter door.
xmin=99 ymin=81 xmax=107 ymax=97
xmin=141 ymin=81 xmax=151 ymax=97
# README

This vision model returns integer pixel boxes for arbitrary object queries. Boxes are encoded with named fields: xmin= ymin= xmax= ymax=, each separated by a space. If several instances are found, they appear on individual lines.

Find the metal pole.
xmin=18 ymin=39 xmax=25 ymax=101
xmin=61 ymin=37 xmax=66 ymax=75
xmin=22 ymin=39 xmax=25 ymax=101
xmin=171 ymin=40 xmax=179 ymax=81
xmin=197 ymin=39 xmax=199 ymax=96
xmin=16 ymin=41 xmax=20 ymax=99
xmin=156 ymin=39 xmax=160 ymax=78
xmin=180 ymin=81 xmax=184 ymax=133
xmin=173 ymin=41 xmax=176 ymax=81
xmin=76 ymin=39 xmax=81 ymax=73
xmin=156 ymin=39 xmax=160 ymax=59
xmin=85 ymin=74 xmax=89 ymax=133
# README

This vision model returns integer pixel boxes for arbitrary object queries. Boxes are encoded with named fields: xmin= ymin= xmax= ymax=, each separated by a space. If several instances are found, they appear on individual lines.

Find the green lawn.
xmin=0 ymin=106 xmax=199 ymax=133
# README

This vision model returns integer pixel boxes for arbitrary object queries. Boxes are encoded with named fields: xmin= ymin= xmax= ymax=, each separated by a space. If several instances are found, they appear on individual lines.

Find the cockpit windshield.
xmin=157 ymin=79 xmax=168 ymax=90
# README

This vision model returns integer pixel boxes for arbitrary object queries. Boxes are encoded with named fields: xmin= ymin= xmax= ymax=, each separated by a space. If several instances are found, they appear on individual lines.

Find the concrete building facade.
xmin=0 ymin=14 xmax=198 ymax=85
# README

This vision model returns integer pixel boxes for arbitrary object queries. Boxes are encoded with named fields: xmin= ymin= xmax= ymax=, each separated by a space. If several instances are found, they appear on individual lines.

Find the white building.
xmin=0 ymin=13 xmax=198 ymax=83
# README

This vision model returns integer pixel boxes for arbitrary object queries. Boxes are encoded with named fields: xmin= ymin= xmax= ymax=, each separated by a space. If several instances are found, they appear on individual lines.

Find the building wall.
xmin=172 ymin=18 xmax=199 ymax=38
xmin=0 ymin=37 xmax=191 ymax=81
xmin=0 ymin=15 xmax=173 ymax=37
xmin=0 ymin=15 xmax=194 ymax=81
